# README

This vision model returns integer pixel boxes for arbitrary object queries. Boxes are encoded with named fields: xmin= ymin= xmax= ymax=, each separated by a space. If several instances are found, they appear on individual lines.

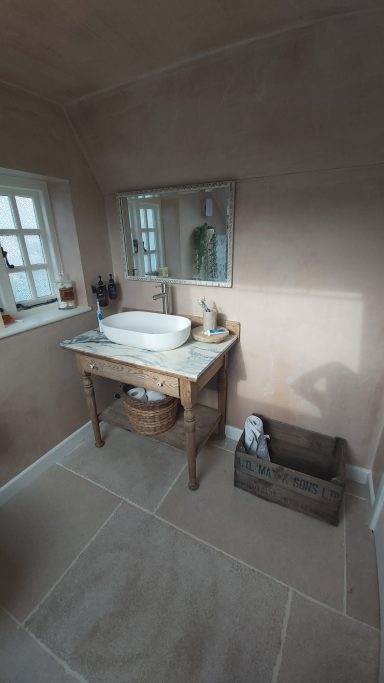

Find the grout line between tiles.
xmin=57 ymin=463 xmax=155 ymax=516
xmin=56 ymin=456 xmax=377 ymax=633
xmin=3 ymin=465 xmax=377 ymax=635
xmin=22 ymin=500 xmax=124 ymax=626
xmin=343 ymin=496 xmax=348 ymax=615
xmin=153 ymin=512 xmax=379 ymax=633
xmin=271 ymin=589 xmax=293 ymax=683
xmin=153 ymin=463 xmax=187 ymax=514
xmin=0 ymin=606 xmax=89 ymax=683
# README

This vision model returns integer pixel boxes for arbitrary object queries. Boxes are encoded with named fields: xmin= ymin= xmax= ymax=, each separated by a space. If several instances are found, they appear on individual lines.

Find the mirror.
xmin=118 ymin=180 xmax=235 ymax=287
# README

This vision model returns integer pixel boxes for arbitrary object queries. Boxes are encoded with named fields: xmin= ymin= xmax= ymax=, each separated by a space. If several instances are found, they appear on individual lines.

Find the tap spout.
xmin=152 ymin=283 xmax=169 ymax=314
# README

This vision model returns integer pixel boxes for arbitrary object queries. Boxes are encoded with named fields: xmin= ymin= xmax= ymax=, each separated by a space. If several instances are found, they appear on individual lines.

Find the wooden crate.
xmin=234 ymin=415 xmax=346 ymax=525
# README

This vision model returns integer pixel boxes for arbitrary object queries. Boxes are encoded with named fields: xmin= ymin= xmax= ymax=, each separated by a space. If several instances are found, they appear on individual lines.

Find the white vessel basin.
xmin=102 ymin=311 xmax=191 ymax=351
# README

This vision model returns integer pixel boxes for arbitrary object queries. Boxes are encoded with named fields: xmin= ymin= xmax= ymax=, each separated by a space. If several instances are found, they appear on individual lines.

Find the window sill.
xmin=0 ymin=303 xmax=92 ymax=339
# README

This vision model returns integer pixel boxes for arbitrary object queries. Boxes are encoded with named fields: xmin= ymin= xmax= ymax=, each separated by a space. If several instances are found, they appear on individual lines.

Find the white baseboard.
xmin=0 ymin=421 xmax=93 ymax=506
xmin=1 ymin=420 xmax=375 ymax=510
xmin=346 ymin=464 xmax=375 ymax=508
xmin=225 ymin=424 xmax=242 ymax=441
xmin=368 ymin=471 xmax=375 ymax=509
xmin=345 ymin=464 xmax=370 ymax=484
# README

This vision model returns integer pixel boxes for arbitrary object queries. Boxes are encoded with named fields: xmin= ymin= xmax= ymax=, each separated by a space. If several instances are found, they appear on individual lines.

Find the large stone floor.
xmin=0 ymin=424 xmax=380 ymax=682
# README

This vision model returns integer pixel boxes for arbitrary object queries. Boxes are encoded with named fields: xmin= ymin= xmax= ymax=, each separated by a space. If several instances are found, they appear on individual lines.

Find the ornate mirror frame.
xmin=117 ymin=180 xmax=235 ymax=287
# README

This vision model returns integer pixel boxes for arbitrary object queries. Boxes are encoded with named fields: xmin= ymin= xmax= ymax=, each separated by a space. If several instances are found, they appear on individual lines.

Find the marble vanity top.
xmin=61 ymin=328 xmax=238 ymax=380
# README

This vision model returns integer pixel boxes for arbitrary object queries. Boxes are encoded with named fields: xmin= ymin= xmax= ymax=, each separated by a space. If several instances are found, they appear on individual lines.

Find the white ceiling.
xmin=0 ymin=0 xmax=382 ymax=105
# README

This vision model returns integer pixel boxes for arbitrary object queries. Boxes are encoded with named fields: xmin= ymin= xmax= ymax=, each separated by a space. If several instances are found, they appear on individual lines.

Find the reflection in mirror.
xmin=118 ymin=181 xmax=235 ymax=287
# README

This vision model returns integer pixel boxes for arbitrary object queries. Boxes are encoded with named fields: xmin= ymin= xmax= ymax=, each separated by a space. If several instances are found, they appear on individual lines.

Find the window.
xmin=0 ymin=175 xmax=61 ymax=315
xmin=128 ymin=198 xmax=164 ymax=276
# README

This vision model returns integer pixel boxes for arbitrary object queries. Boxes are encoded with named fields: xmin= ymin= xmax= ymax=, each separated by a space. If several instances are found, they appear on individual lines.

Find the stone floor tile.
xmin=28 ymin=503 xmax=288 ymax=683
xmin=345 ymin=494 xmax=380 ymax=627
xmin=63 ymin=424 xmax=186 ymax=511
xmin=277 ymin=593 xmax=379 ymax=683
xmin=157 ymin=444 xmax=345 ymax=609
xmin=0 ymin=609 xmax=79 ymax=682
xmin=0 ymin=465 xmax=119 ymax=621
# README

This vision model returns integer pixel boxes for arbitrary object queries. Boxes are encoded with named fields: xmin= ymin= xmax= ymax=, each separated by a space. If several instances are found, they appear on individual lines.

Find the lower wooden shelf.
xmin=100 ymin=399 xmax=221 ymax=453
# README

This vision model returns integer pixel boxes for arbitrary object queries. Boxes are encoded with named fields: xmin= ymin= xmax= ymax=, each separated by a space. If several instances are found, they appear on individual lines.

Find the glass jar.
xmin=56 ymin=274 xmax=76 ymax=309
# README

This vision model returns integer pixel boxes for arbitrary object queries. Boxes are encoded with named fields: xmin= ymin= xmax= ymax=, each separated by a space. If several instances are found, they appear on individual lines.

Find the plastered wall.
xmin=0 ymin=83 xmax=115 ymax=484
xmin=68 ymin=11 xmax=384 ymax=468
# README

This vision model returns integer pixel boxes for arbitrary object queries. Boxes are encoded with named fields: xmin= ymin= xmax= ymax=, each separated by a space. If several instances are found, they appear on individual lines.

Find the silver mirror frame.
xmin=117 ymin=180 xmax=235 ymax=287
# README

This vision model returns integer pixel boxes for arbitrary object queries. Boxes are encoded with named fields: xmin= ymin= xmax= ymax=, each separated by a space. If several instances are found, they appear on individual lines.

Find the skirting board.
xmin=0 ymin=421 xmax=375 ymax=508
xmin=225 ymin=424 xmax=242 ymax=441
xmin=346 ymin=465 xmax=375 ymax=508
xmin=0 ymin=421 xmax=93 ymax=506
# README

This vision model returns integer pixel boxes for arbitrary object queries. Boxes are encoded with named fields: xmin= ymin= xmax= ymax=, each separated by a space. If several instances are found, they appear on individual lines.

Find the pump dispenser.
xmin=96 ymin=275 xmax=109 ymax=307
xmin=108 ymin=274 xmax=117 ymax=300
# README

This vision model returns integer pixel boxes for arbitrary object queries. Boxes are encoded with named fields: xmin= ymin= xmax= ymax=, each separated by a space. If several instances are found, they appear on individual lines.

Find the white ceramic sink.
xmin=102 ymin=311 xmax=191 ymax=351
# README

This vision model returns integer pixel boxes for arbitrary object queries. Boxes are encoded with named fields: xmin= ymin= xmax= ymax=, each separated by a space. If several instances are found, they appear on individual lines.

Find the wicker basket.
xmin=121 ymin=386 xmax=179 ymax=435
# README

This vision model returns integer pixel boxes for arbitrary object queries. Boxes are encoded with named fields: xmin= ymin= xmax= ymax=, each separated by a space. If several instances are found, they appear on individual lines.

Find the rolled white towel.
xmin=146 ymin=390 xmax=166 ymax=401
xmin=128 ymin=387 xmax=147 ymax=400
xmin=244 ymin=415 xmax=270 ymax=460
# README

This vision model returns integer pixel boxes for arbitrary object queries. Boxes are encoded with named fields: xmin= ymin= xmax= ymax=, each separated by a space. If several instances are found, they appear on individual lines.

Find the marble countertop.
xmin=61 ymin=328 xmax=238 ymax=380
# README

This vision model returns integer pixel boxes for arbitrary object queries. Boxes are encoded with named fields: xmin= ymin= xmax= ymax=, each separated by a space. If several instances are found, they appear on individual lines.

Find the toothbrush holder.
xmin=203 ymin=309 xmax=217 ymax=332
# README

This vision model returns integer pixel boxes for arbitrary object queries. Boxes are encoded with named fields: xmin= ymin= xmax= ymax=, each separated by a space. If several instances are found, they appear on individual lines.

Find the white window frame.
xmin=0 ymin=174 xmax=62 ymax=317
xmin=127 ymin=198 xmax=164 ymax=276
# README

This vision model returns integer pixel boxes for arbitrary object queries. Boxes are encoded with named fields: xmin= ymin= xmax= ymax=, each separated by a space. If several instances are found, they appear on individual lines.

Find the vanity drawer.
xmin=76 ymin=354 xmax=180 ymax=398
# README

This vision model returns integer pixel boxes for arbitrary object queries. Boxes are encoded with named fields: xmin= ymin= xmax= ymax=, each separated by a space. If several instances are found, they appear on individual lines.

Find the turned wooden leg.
xmin=81 ymin=372 xmax=104 ymax=448
xmin=184 ymin=406 xmax=198 ymax=490
xmin=217 ymin=355 xmax=228 ymax=439
xmin=180 ymin=377 xmax=199 ymax=490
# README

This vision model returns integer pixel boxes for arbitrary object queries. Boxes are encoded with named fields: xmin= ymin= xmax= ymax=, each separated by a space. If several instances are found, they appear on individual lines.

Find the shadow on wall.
xmin=220 ymin=277 xmax=384 ymax=466
xmin=291 ymin=362 xmax=358 ymax=424
xmin=290 ymin=362 xmax=360 ymax=463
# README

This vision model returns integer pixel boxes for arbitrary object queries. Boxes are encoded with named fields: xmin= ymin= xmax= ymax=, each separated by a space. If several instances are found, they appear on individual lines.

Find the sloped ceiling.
xmin=0 ymin=0 xmax=382 ymax=105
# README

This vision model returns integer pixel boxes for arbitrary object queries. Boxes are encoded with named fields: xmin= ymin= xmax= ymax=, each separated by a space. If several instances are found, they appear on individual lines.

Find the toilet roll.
xmin=128 ymin=387 xmax=147 ymax=400
xmin=146 ymin=390 xmax=166 ymax=401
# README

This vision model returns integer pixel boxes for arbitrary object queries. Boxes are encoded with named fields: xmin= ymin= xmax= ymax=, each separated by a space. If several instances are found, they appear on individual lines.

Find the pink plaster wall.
xmin=70 ymin=12 xmax=384 ymax=468
xmin=0 ymin=82 xmax=112 ymax=293
xmin=0 ymin=83 xmax=115 ymax=484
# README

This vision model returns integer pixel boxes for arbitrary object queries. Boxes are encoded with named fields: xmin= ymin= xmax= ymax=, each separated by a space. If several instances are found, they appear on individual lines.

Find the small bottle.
xmin=96 ymin=275 xmax=109 ymax=307
xmin=56 ymin=273 xmax=76 ymax=310
xmin=107 ymin=274 xmax=117 ymax=300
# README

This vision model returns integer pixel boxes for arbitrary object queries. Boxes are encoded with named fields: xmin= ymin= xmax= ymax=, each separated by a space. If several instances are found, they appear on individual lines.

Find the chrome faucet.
xmin=152 ymin=283 xmax=169 ymax=314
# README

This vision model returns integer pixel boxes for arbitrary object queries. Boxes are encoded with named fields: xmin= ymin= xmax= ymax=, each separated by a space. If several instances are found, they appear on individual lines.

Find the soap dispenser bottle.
xmin=107 ymin=274 xmax=117 ymax=300
xmin=96 ymin=275 xmax=109 ymax=307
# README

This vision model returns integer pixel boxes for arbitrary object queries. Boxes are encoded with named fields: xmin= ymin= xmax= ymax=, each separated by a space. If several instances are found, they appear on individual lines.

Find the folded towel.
xmin=146 ymin=390 xmax=166 ymax=401
xmin=244 ymin=415 xmax=270 ymax=460
xmin=128 ymin=387 xmax=147 ymax=400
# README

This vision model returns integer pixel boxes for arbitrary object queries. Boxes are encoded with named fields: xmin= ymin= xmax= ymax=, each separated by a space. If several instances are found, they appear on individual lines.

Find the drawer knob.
xmin=157 ymin=381 xmax=163 ymax=387
xmin=89 ymin=363 xmax=97 ymax=370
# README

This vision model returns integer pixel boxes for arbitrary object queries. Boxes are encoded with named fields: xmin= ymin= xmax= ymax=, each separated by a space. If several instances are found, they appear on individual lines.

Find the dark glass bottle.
xmin=108 ymin=274 xmax=117 ymax=300
xmin=96 ymin=275 xmax=109 ymax=307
